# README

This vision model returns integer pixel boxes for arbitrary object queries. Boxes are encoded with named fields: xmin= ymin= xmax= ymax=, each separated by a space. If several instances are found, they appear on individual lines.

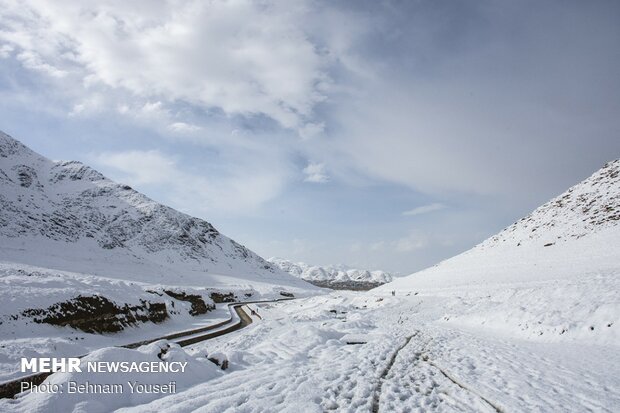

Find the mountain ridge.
xmin=379 ymin=159 xmax=619 ymax=291
xmin=482 ymin=159 xmax=619 ymax=249
xmin=0 ymin=130 xmax=312 ymax=292
xmin=269 ymin=257 xmax=393 ymax=290
xmin=375 ymin=159 xmax=619 ymax=344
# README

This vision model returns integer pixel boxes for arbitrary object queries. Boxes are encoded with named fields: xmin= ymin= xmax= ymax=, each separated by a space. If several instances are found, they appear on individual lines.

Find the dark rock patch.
xmin=210 ymin=292 xmax=236 ymax=303
xmin=164 ymin=290 xmax=214 ymax=316
xmin=21 ymin=295 xmax=168 ymax=333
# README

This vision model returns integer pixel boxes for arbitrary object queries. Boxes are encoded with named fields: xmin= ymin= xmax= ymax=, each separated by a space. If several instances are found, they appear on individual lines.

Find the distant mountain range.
xmin=269 ymin=257 xmax=394 ymax=290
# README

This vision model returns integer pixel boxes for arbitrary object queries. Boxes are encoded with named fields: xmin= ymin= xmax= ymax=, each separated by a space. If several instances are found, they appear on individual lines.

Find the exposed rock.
xmin=21 ymin=295 xmax=168 ymax=333
xmin=164 ymin=290 xmax=214 ymax=315
xmin=210 ymin=292 xmax=236 ymax=303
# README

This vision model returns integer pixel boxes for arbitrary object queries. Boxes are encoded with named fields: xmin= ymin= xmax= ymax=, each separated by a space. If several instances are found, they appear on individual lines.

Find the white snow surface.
xmin=0 ymin=131 xmax=314 ymax=293
xmin=4 ymin=294 xmax=617 ymax=412
xmin=1 ymin=138 xmax=617 ymax=412
xmin=0 ymin=260 xmax=263 ymax=383
xmin=3 ymin=340 xmax=223 ymax=413
xmin=268 ymin=258 xmax=394 ymax=284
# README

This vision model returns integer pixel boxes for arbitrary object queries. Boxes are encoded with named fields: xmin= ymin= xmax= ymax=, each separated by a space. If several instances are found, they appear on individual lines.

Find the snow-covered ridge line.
xmin=269 ymin=257 xmax=394 ymax=287
xmin=481 ymin=159 xmax=619 ymax=249
xmin=0 ymin=130 xmax=315 ymax=293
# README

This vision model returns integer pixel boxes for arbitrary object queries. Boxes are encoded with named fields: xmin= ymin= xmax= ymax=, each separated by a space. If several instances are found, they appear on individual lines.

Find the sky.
xmin=0 ymin=0 xmax=619 ymax=274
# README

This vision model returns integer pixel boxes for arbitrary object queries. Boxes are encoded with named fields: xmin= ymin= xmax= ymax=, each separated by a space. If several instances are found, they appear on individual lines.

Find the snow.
xmin=0 ymin=260 xmax=248 ymax=382
xmin=1 ymin=341 xmax=223 ymax=413
xmin=0 ymin=130 xmax=316 ymax=293
xmin=0 ymin=129 xmax=618 ymax=412
xmin=269 ymin=258 xmax=394 ymax=284
xmin=0 ymin=131 xmax=320 ymax=382
xmin=7 ymin=293 xmax=612 ymax=412
xmin=376 ymin=159 xmax=620 ymax=345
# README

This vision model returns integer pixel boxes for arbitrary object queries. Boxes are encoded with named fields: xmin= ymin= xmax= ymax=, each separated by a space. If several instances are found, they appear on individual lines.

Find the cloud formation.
xmin=93 ymin=148 xmax=291 ymax=215
xmin=0 ymin=0 xmax=328 ymax=133
xmin=303 ymin=162 xmax=329 ymax=183
xmin=321 ymin=1 xmax=620 ymax=204
xmin=402 ymin=203 xmax=446 ymax=217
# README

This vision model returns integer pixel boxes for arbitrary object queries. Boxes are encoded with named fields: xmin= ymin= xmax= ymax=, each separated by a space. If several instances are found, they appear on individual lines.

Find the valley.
xmin=0 ymin=132 xmax=618 ymax=412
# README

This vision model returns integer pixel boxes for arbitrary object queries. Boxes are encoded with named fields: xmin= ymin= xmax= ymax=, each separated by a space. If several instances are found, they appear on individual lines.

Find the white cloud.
xmin=402 ymin=203 xmax=446 ymax=217
xmin=0 ymin=44 xmax=14 ymax=58
xmin=68 ymin=94 xmax=106 ymax=117
xmin=298 ymin=122 xmax=325 ymax=140
xmin=349 ymin=242 xmax=362 ymax=253
xmin=303 ymin=162 xmax=329 ymax=183
xmin=93 ymin=149 xmax=291 ymax=214
xmin=95 ymin=150 xmax=179 ymax=186
xmin=168 ymin=122 xmax=202 ymax=135
xmin=0 ymin=0 xmax=328 ymax=134
xmin=394 ymin=233 xmax=429 ymax=253
xmin=16 ymin=50 xmax=67 ymax=78
xmin=370 ymin=241 xmax=386 ymax=251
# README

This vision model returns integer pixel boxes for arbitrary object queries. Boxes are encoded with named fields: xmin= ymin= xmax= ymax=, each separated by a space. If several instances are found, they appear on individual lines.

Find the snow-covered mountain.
xmin=378 ymin=160 xmax=619 ymax=343
xmin=269 ymin=257 xmax=393 ymax=289
xmin=0 ymin=131 xmax=312 ymax=293
xmin=383 ymin=159 xmax=619 ymax=290
xmin=481 ymin=159 xmax=619 ymax=248
xmin=0 ymin=130 xmax=319 ymax=384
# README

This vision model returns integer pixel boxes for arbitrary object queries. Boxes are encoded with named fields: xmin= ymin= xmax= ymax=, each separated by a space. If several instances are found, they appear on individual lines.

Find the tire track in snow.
xmin=371 ymin=332 xmax=417 ymax=413
xmin=422 ymin=355 xmax=504 ymax=413
xmin=374 ymin=329 xmax=504 ymax=413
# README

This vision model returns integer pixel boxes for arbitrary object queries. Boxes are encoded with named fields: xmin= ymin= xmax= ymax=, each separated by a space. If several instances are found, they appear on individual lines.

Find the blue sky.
xmin=1 ymin=0 xmax=619 ymax=273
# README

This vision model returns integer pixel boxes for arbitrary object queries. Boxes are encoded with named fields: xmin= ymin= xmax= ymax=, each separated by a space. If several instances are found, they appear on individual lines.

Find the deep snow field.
xmin=2 ymin=289 xmax=617 ymax=412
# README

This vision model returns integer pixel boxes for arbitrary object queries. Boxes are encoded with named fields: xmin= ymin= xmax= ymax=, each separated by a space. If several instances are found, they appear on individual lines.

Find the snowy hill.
xmin=269 ymin=257 xmax=393 ymax=290
xmin=482 ymin=159 xmax=619 ymax=248
xmin=0 ymin=131 xmax=312 ymax=293
xmin=378 ymin=160 xmax=619 ymax=343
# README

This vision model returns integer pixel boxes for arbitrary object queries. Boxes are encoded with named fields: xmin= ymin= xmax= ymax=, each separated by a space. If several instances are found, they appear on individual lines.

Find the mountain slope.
xmin=0 ymin=131 xmax=312 ymax=293
xmin=482 ymin=158 xmax=619 ymax=248
xmin=382 ymin=160 xmax=619 ymax=290
xmin=268 ymin=257 xmax=393 ymax=289
xmin=377 ymin=160 xmax=619 ymax=343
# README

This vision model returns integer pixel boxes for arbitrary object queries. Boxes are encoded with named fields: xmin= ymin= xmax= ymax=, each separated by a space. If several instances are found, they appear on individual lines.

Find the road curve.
xmin=126 ymin=298 xmax=290 ymax=348
xmin=0 ymin=297 xmax=292 ymax=399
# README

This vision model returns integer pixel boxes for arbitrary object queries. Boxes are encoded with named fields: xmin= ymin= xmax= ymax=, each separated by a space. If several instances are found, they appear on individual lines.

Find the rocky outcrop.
xmin=21 ymin=295 xmax=168 ymax=333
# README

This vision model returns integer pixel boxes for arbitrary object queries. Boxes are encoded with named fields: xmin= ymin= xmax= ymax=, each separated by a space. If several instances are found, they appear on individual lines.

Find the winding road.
xmin=0 ymin=298 xmax=291 ymax=399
